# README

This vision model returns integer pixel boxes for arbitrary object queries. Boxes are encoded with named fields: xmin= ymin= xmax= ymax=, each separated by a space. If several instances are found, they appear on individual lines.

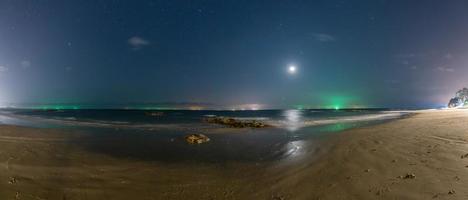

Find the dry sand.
xmin=1 ymin=109 xmax=468 ymax=199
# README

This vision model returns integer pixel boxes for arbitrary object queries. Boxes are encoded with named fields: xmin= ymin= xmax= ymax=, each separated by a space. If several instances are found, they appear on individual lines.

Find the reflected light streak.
xmin=283 ymin=109 xmax=303 ymax=131
xmin=284 ymin=140 xmax=305 ymax=158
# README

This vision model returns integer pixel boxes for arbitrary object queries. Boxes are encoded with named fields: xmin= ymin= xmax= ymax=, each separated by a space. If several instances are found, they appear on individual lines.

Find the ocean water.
xmin=0 ymin=109 xmax=409 ymax=163
xmin=0 ymin=109 xmax=406 ymax=129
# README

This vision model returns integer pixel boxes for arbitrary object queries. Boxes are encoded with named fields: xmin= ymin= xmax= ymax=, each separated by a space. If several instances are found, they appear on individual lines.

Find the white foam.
xmin=270 ymin=112 xmax=408 ymax=130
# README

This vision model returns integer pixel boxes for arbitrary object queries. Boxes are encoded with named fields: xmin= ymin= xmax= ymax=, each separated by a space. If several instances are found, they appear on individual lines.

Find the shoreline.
xmin=1 ymin=109 xmax=467 ymax=199
xmin=268 ymin=109 xmax=468 ymax=199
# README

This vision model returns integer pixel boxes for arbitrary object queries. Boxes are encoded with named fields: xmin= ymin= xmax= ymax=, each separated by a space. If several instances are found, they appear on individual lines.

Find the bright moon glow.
xmin=288 ymin=65 xmax=296 ymax=74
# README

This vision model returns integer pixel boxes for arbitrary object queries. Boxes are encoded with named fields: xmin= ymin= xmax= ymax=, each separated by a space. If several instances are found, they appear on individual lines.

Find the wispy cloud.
xmin=0 ymin=66 xmax=8 ymax=72
xmin=398 ymin=60 xmax=411 ymax=66
xmin=444 ymin=53 xmax=453 ymax=60
xmin=312 ymin=33 xmax=335 ymax=42
xmin=436 ymin=66 xmax=455 ymax=72
xmin=128 ymin=36 xmax=150 ymax=49
xmin=20 ymin=60 xmax=31 ymax=69
xmin=394 ymin=53 xmax=426 ymax=59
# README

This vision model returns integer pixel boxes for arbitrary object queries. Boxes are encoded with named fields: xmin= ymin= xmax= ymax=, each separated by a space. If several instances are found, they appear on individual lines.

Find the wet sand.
xmin=1 ymin=109 xmax=468 ymax=199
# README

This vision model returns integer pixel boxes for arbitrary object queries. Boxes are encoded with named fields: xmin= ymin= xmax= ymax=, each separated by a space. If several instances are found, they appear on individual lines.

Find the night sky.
xmin=1 ymin=0 xmax=468 ymax=109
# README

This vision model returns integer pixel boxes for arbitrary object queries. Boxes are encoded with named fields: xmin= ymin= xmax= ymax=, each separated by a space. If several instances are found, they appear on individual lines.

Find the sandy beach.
xmin=1 ymin=109 xmax=468 ymax=199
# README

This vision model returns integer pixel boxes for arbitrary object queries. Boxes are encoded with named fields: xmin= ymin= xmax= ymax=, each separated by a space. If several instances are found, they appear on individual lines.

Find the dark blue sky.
xmin=0 ymin=0 xmax=467 ymax=108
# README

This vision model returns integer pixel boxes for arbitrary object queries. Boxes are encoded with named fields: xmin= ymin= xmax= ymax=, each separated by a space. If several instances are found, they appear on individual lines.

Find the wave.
xmin=305 ymin=112 xmax=404 ymax=125
xmin=271 ymin=112 xmax=407 ymax=130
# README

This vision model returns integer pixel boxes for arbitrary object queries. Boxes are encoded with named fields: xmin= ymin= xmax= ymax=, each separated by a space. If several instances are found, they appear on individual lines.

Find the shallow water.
xmin=0 ymin=109 xmax=408 ymax=163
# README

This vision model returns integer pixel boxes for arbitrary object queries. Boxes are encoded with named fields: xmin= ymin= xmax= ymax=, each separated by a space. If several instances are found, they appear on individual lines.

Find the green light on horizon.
xmin=320 ymin=93 xmax=362 ymax=110
xmin=295 ymin=105 xmax=304 ymax=110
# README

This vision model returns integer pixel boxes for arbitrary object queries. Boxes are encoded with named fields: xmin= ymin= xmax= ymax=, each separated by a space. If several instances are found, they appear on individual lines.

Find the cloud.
xmin=20 ymin=60 xmax=31 ymax=69
xmin=444 ymin=53 xmax=453 ymax=60
xmin=394 ymin=53 xmax=426 ymax=59
xmin=409 ymin=65 xmax=418 ymax=70
xmin=128 ymin=36 xmax=150 ymax=49
xmin=0 ymin=66 xmax=8 ymax=72
xmin=436 ymin=66 xmax=455 ymax=72
xmin=312 ymin=33 xmax=335 ymax=42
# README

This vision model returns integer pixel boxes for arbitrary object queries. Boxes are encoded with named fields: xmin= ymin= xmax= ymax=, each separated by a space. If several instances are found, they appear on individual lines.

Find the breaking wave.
xmin=269 ymin=111 xmax=407 ymax=131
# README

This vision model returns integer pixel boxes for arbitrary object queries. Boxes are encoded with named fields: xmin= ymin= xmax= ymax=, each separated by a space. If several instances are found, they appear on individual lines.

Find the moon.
xmin=288 ymin=65 xmax=297 ymax=74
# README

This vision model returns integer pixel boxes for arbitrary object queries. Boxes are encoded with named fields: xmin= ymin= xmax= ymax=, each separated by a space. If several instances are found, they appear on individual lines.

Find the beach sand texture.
xmin=0 ymin=109 xmax=468 ymax=199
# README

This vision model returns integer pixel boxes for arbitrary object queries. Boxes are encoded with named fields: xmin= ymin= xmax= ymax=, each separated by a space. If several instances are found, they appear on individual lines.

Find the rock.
xmin=251 ymin=121 xmax=267 ymax=128
xmin=203 ymin=116 xmax=270 ymax=128
xmin=448 ymin=189 xmax=456 ymax=195
xmin=271 ymin=195 xmax=285 ymax=200
xmin=461 ymin=153 xmax=468 ymax=159
xmin=8 ymin=177 xmax=17 ymax=184
xmin=364 ymin=169 xmax=371 ymax=172
xmin=402 ymin=173 xmax=416 ymax=179
xmin=185 ymin=134 xmax=210 ymax=144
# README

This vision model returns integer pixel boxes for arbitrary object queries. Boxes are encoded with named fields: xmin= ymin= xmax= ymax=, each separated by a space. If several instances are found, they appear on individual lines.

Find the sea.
xmin=0 ymin=109 xmax=409 ymax=163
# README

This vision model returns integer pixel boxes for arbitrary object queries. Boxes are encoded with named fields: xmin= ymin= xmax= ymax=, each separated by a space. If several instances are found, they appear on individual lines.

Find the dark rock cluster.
xmin=203 ymin=116 xmax=269 ymax=128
